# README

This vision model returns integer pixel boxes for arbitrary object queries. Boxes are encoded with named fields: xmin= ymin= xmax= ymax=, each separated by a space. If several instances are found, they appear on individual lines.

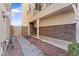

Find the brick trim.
xmin=22 ymin=26 xmax=28 ymax=37
xmin=34 ymin=24 xmax=76 ymax=42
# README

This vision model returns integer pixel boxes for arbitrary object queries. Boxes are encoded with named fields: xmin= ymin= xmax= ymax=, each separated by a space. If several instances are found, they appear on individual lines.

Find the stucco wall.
xmin=22 ymin=3 xmax=29 ymax=26
xmin=0 ymin=4 xmax=11 ymax=42
xmin=34 ymin=9 xmax=75 ymax=27
xmin=22 ymin=3 xmax=35 ymax=26
xmin=0 ymin=3 xmax=11 ymax=55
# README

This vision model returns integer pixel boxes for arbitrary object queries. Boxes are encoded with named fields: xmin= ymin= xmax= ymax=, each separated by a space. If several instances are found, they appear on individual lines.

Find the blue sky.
xmin=11 ymin=3 xmax=22 ymax=26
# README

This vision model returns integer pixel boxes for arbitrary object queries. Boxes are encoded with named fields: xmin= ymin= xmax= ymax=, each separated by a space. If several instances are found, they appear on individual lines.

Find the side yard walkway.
xmin=5 ymin=36 xmax=45 ymax=56
xmin=5 ymin=37 xmax=24 ymax=56
xmin=16 ymin=36 xmax=45 ymax=56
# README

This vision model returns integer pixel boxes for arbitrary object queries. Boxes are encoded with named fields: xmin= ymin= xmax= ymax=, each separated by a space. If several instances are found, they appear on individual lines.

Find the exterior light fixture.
xmin=2 ymin=10 xmax=10 ymax=18
xmin=2 ymin=10 xmax=10 ymax=22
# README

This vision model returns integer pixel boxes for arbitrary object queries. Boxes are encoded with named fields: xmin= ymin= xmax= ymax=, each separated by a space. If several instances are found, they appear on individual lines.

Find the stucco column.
xmin=76 ymin=4 xmax=79 ymax=43
xmin=28 ymin=23 xmax=30 ymax=35
xmin=37 ymin=19 xmax=40 ymax=38
xmin=43 ymin=3 xmax=46 ymax=9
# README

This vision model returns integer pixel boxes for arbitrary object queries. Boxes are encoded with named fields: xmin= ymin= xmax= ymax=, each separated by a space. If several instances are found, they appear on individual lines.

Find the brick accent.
xmin=26 ymin=36 xmax=67 ymax=56
xmin=22 ymin=26 xmax=28 ymax=37
xmin=39 ymin=24 xmax=76 ymax=42
xmin=10 ymin=25 xmax=14 ymax=36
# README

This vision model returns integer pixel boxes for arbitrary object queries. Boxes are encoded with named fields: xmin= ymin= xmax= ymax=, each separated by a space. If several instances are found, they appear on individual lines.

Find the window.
xmin=35 ymin=3 xmax=42 ymax=11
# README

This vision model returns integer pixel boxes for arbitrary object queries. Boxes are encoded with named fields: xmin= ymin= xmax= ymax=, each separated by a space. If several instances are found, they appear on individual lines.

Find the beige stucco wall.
xmin=22 ymin=3 xmax=35 ymax=26
xmin=30 ymin=3 xmax=73 ymax=22
xmin=0 ymin=3 xmax=11 ymax=55
xmin=34 ymin=9 xmax=75 ymax=27
xmin=0 ymin=4 xmax=4 ymax=42
xmin=0 ymin=3 xmax=11 ymax=42
xmin=22 ymin=3 xmax=28 ymax=26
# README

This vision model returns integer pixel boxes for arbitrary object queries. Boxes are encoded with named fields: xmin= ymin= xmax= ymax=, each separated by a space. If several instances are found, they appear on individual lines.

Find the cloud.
xmin=11 ymin=7 xmax=22 ymax=26
xmin=11 ymin=7 xmax=21 ymax=14
xmin=11 ymin=13 xmax=16 ymax=17
xmin=12 ymin=9 xmax=21 ymax=13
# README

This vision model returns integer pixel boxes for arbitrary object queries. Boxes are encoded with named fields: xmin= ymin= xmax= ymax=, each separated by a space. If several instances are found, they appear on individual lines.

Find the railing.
xmin=33 ymin=3 xmax=54 ymax=16
xmin=33 ymin=8 xmax=39 ymax=15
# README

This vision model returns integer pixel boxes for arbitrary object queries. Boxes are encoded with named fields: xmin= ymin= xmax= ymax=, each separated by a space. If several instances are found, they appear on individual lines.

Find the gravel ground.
xmin=16 ymin=36 xmax=46 ymax=56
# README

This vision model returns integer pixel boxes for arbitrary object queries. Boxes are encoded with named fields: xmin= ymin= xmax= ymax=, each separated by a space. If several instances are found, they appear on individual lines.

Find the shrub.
xmin=68 ymin=42 xmax=79 ymax=56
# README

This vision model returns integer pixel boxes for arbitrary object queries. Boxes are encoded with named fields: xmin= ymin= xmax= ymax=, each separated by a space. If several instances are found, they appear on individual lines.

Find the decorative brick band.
xmin=22 ymin=26 xmax=28 ymax=37
xmin=37 ymin=24 xmax=76 ymax=42
xmin=26 ymin=36 xmax=67 ymax=56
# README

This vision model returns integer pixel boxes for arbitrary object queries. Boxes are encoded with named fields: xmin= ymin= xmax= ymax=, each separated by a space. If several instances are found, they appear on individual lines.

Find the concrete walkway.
xmin=16 ymin=36 xmax=45 ymax=56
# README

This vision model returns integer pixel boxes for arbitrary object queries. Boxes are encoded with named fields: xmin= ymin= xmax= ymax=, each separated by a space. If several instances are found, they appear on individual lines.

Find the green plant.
xmin=68 ymin=42 xmax=79 ymax=56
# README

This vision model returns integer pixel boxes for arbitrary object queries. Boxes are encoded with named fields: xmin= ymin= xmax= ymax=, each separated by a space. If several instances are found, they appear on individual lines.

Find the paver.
xmin=5 ymin=37 xmax=24 ymax=56
xmin=16 ymin=36 xmax=45 ymax=56
xmin=5 ymin=36 xmax=45 ymax=56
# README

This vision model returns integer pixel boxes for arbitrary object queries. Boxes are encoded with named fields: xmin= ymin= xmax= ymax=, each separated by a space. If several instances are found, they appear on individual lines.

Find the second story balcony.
xmin=30 ymin=3 xmax=74 ymax=22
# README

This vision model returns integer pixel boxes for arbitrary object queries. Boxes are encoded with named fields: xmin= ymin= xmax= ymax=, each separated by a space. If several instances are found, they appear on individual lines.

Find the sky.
xmin=11 ymin=3 xmax=22 ymax=26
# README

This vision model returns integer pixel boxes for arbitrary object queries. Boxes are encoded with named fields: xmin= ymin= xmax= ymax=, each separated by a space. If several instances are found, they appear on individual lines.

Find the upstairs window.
xmin=35 ymin=3 xmax=42 ymax=11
